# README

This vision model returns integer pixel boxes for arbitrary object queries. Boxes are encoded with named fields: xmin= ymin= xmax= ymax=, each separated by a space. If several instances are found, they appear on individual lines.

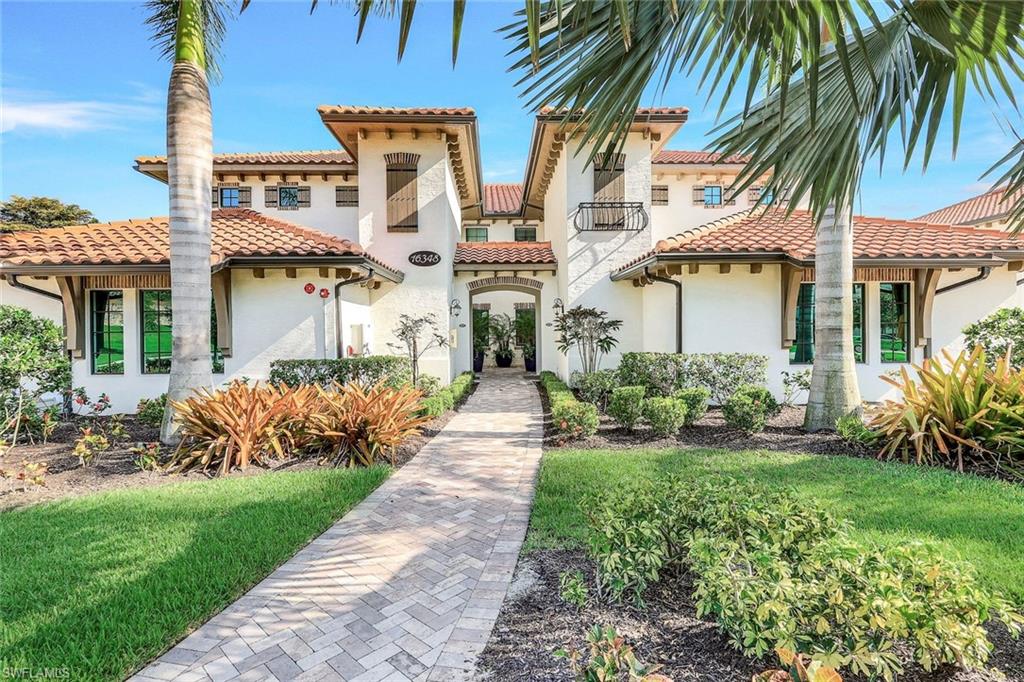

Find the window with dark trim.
xmin=212 ymin=185 xmax=250 ymax=208
xmin=879 ymin=282 xmax=911 ymax=362
xmin=210 ymin=303 xmax=224 ymax=374
xmin=465 ymin=227 xmax=488 ymax=242
xmin=264 ymin=185 xmax=310 ymax=210
xmin=703 ymin=185 xmax=723 ymax=207
xmin=514 ymin=226 xmax=537 ymax=242
xmin=90 ymin=290 xmax=124 ymax=375
xmin=385 ymin=153 xmax=419 ymax=231
xmin=140 ymin=290 xmax=172 ymax=374
xmin=335 ymin=186 xmax=358 ymax=207
xmin=651 ymin=185 xmax=669 ymax=206
xmin=789 ymin=283 xmax=865 ymax=364
xmin=219 ymin=187 xmax=240 ymax=207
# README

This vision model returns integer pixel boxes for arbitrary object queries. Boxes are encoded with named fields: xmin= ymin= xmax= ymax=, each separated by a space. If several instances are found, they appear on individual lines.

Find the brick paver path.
xmin=131 ymin=373 xmax=541 ymax=682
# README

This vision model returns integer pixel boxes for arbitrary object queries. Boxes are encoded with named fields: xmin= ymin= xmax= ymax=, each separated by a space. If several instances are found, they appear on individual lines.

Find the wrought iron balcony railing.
xmin=573 ymin=202 xmax=648 ymax=232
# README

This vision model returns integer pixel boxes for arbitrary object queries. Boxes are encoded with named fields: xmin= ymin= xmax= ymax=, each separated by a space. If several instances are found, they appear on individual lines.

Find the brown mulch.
xmin=0 ymin=386 xmax=470 ymax=510
xmin=478 ymin=550 xmax=1024 ymax=682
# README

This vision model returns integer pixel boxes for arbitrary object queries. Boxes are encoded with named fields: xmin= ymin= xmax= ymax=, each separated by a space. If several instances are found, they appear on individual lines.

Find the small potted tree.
xmin=489 ymin=313 xmax=516 ymax=368
xmin=515 ymin=307 xmax=537 ymax=372
xmin=472 ymin=309 xmax=489 ymax=373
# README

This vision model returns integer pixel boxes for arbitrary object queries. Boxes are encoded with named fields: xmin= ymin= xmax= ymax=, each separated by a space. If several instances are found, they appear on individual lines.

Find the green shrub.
xmin=448 ymin=372 xmax=475 ymax=405
xmin=558 ymin=570 xmax=588 ymax=609
xmin=417 ymin=372 xmax=474 ymax=417
xmin=415 ymin=374 xmax=441 ymax=396
xmin=0 ymin=305 xmax=71 ymax=397
xmin=572 ymin=370 xmax=617 ymax=410
xmin=615 ymin=352 xmax=768 ymax=403
xmin=268 ymin=356 xmax=412 ymax=388
xmin=608 ymin=386 xmax=646 ymax=431
xmin=135 ymin=394 xmax=166 ymax=428
xmin=584 ymin=476 xmax=1024 ymax=679
xmin=673 ymin=387 xmax=710 ymax=426
xmin=542 ymin=372 xmax=600 ymax=439
xmin=836 ymin=412 xmax=878 ymax=446
xmin=617 ymin=353 xmax=687 ymax=397
xmin=643 ymin=397 xmax=688 ymax=437
xmin=733 ymin=384 xmax=781 ymax=416
xmin=963 ymin=307 xmax=1024 ymax=369
xmin=723 ymin=394 xmax=767 ymax=433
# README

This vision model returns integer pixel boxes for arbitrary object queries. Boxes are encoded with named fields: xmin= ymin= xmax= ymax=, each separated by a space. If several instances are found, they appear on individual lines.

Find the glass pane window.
xmin=760 ymin=188 xmax=775 ymax=204
xmin=465 ymin=227 xmax=488 ymax=242
xmin=514 ymin=226 xmax=537 ymax=242
xmin=91 ymin=290 xmax=124 ymax=375
xmin=210 ymin=302 xmax=224 ymax=374
xmin=140 ymin=290 xmax=172 ymax=374
xmin=219 ymin=187 xmax=240 ymax=208
xmin=880 ymin=282 xmax=911 ymax=362
xmin=789 ymin=283 xmax=865 ymax=364
xmin=278 ymin=186 xmax=299 ymax=208
xmin=703 ymin=185 xmax=723 ymax=206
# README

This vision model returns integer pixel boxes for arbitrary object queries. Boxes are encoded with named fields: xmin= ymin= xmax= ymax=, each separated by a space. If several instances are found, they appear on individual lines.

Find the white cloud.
xmin=1 ymin=91 xmax=158 ymax=134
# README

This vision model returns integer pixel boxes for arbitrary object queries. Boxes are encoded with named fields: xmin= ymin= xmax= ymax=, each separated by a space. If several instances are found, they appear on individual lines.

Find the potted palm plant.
xmin=472 ymin=309 xmax=489 ymax=372
xmin=489 ymin=313 xmax=516 ymax=368
xmin=515 ymin=308 xmax=537 ymax=372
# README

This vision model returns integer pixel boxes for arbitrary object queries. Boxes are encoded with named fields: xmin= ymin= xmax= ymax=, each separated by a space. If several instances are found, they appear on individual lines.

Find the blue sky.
xmin=2 ymin=1 xmax=1021 ymax=222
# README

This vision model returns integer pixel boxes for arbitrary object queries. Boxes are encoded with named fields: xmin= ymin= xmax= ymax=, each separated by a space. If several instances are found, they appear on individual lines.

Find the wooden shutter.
xmin=264 ymin=186 xmax=278 ymax=208
xmin=385 ymin=153 xmax=420 ymax=232
xmin=211 ymin=187 xmax=219 ymax=208
xmin=725 ymin=189 xmax=736 ymax=206
xmin=238 ymin=187 xmax=251 ymax=207
xmin=336 ymin=186 xmax=358 ymax=207
xmin=593 ymin=153 xmax=625 ymax=228
xmin=297 ymin=186 xmax=311 ymax=208
xmin=652 ymin=185 xmax=669 ymax=206
xmin=692 ymin=185 xmax=705 ymax=206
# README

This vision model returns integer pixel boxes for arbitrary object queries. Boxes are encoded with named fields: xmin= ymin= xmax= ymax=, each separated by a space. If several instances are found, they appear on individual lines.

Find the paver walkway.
xmin=132 ymin=373 xmax=542 ymax=682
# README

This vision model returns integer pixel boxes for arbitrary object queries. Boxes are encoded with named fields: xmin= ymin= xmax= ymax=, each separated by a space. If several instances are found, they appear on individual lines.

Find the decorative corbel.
xmin=780 ymin=263 xmax=803 ymax=348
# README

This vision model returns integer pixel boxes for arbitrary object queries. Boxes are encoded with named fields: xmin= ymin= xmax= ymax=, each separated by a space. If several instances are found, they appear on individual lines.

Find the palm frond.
xmin=984 ymin=135 xmax=1024 ymax=234
xmin=144 ymin=0 xmax=231 ymax=79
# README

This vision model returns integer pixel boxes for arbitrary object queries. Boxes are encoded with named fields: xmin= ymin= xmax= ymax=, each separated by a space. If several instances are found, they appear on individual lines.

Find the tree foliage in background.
xmin=555 ymin=306 xmax=622 ymax=374
xmin=0 ymin=196 xmax=97 ymax=231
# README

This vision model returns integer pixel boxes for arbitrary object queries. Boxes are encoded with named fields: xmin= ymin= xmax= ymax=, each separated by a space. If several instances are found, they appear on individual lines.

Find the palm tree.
xmin=503 ymin=0 xmax=1024 ymax=430
xmin=143 ymin=0 xmax=462 ymax=444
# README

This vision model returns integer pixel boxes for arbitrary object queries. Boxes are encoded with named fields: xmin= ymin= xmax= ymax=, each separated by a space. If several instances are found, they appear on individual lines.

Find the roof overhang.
xmin=453 ymin=262 xmax=557 ymax=273
xmin=317 ymin=107 xmax=483 ymax=215
xmin=134 ymin=161 xmax=358 ymax=183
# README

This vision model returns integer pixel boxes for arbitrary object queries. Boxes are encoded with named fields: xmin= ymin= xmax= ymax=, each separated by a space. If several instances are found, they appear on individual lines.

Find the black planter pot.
xmin=473 ymin=350 xmax=485 ymax=373
xmin=524 ymin=356 xmax=536 ymax=373
xmin=495 ymin=352 xmax=514 ymax=368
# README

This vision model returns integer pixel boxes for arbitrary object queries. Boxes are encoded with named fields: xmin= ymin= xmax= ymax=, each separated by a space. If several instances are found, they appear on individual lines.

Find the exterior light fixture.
xmin=552 ymin=297 xmax=565 ymax=316
xmin=449 ymin=299 xmax=462 ymax=317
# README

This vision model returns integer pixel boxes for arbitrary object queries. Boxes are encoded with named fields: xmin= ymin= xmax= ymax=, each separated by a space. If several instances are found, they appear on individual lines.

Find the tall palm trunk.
xmin=160 ymin=0 xmax=213 ymax=443
xmin=804 ymin=202 xmax=861 ymax=431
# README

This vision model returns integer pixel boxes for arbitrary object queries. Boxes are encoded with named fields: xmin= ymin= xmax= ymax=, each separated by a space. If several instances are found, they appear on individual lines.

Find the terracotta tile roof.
xmin=653 ymin=150 xmax=751 ymax=164
xmin=483 ymin=184 xmax=523 ymax=214
xmin=0 ymin=209 xmax=399 ymax=274
xmin=454 ymin=241 xmax=557 ymax=266
xmin=615 ymin=208 xmax=1023 ymax=274
xmin=317 ymin=105 xmax=475 ymax=117
xmin=915 ymin=186 xmax=1023 ymax=226
xmin=538 ymin=106 xmax=689 ymax=117
xmin=135 ymin=150 xmax=353 ymax=165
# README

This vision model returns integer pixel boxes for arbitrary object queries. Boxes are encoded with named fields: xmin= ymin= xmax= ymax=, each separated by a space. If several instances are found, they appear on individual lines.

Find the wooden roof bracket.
xmin=780 ymin=263 xmax=802 ymax=349
xmin=55 ymin=275 xmax=86 ymax=358
xmin=914 ymin=267 xmax=941 ymax=351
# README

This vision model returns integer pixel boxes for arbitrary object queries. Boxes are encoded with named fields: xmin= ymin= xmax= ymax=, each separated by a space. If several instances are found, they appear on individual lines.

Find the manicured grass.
xmin=1 ymin=467 xmax=389 ymax=681
xmin=526 ymin=448 xmax=1024 ymax=602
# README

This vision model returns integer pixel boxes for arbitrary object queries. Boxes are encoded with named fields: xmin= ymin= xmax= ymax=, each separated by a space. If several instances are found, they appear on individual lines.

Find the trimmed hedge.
xmin=419 ymin=372 xmax=475 ymax=417
xmin=268 ymin=356 xmax=412 ymax=389
xmin=617 ymin=352 xmax=768 ymax=404
xmin=541 ymin=371 xmax=599 ymax=439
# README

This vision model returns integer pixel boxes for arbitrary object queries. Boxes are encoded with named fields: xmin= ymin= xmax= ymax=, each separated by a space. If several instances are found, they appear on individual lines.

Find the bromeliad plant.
xmin=867 ymin=346 xmax=1024 ymax=480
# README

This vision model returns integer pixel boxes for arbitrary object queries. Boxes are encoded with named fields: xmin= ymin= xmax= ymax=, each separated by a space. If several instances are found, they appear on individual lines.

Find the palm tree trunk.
xmin=160 ymin=0 xmax=213 ymax=444
xmin=804 ymin=202 xmax=861 ymax=431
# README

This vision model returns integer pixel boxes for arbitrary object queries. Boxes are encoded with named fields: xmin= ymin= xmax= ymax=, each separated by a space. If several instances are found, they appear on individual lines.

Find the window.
xmin=879 ymin=282 xmax=911 ymax=362
xmin=514 ymin=226 xmax=537 ymax=242
xmin=140 ymin=290 xmax=224 ymax=374
xmin=219 ymin=187 xmax=240 ymax=207
xmin=335 ymin=186 xmax=358 ymax=207
xmin=264 ymin=185 xmax=310 ymax=210
xmin=140 ymin=290 xmax=172 ymax=374
xmin=703 ymin=186 xmax=723 ymax=207
xmin=515 ymin=306 xmax=535 ymax=346
xmin=385 ymin=152 xmax=420 ymax=231
xmin=91 ymin=290 xmax=124 ymax=375
xmin=465 ymin=227 xmax=488 ymax=242
xmin=278 ymin=186 xmax=299 ymax=208
xmin=212 ymin=185 xmax=250 ymax=208
xmin=789 ymin=283 xmax=865 ymax=364
xmin=651 ymin=185 xmax=669 ymax=206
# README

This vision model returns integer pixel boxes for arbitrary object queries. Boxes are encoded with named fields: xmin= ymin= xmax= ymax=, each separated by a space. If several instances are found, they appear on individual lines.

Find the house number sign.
xmin=408 ymin=251 xmax=441 ymax=267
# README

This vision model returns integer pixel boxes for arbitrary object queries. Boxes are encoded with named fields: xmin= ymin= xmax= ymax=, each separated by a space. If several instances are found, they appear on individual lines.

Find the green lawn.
xmin=527 ymin=448 xmax=1024 ymax=602
xmin=1 ymin=467 xmax=389 ymax=681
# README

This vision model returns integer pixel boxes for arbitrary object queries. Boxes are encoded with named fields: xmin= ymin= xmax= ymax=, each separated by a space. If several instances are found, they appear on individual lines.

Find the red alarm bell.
xmin=319 ymin=288 xmax=330 ymax=299
xmin=304 ymin=282 xmax=315 ymax=294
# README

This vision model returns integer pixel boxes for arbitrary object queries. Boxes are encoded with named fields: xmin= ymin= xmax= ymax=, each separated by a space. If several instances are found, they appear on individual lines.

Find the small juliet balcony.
xmin=573 ymin=201 xmax=649 ymax=232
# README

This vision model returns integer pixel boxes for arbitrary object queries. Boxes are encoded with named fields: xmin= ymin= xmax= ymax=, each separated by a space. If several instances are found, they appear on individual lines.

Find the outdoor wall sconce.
xmin=449 ymin=299 xmax=462 ymax=318
xmin=552 ymin=297 xmax=565 ymax=316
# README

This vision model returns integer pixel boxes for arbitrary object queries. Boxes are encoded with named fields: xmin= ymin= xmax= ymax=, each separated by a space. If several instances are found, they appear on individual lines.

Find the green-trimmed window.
xmin=140 ymin=290 xmax=225 ymax=374
xmin=879 ymin=282 xmax=911 ymax=362
xmin=789 ymin=283 xmax=865 ymax=364
xmin=465 ymin=227 xmax=488 ymax=242
xmin=514 ymin=226 xmax=537 ymax=242
xmin=91 ymin=290 xmax=124 ymax=375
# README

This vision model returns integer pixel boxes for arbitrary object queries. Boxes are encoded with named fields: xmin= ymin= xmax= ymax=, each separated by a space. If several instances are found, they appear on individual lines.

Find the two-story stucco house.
xmin=2 ymin=105 xmax=1022 ymax=412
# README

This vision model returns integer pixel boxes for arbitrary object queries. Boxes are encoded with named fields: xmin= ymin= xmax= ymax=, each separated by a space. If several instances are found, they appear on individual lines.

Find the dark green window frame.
xmin=514 ymin=226 xmax=537 ymax=242
xmin=140 ymin=291 xmax=225 ymax=375
xmin=90 ymin=290 xmax=125 ymax=375
xmin=879 ymin=282 xmax=911 ymax=363
xmin=789 ymin=283 xmax=865 ymax=364
xmin=465 ymin=227 xmax=488 ymax=242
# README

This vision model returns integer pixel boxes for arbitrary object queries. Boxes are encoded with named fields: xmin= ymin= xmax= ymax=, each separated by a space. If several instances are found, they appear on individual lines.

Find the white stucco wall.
xmin=650 ymin=165 xmax=758 ymax=241
xmin=214 ymin=177 xmax=359 ymax=241
xmin=0 ymin=278 xmax=63 ymax=323
xmin=461 ymin=219 xmax=545 ymax=243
